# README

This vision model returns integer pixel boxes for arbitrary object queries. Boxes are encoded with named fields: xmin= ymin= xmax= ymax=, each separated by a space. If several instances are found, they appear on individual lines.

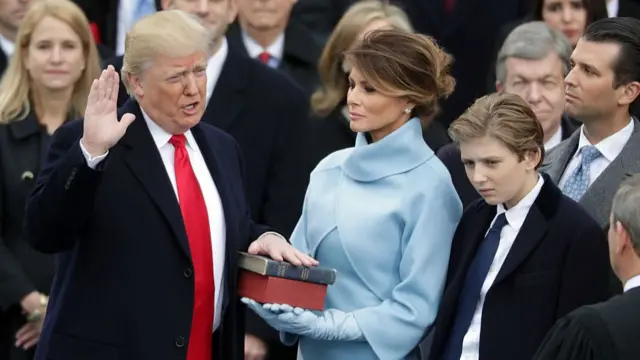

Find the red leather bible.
xmin=237 ymin=252 xmax=337 ymax=310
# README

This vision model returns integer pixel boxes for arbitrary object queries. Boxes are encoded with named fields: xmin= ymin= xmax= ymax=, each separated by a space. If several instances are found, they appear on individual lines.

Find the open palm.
xmin=81 ymin=65 xmax=135 ymax=156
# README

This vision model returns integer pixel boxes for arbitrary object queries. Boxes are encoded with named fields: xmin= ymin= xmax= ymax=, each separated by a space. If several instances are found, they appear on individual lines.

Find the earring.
xmin=403 ymin=108 xmax=412 ymax=114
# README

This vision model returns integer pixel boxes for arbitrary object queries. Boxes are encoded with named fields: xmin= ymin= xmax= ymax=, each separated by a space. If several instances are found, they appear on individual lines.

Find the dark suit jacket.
xmin=618 ymin=0 xmax=640 ymax=18
xmin=104 ymin=43 xmax=310 ymax=349
xmin=400 ymin=0 xmax=532 ymax=126
xmin=72 ymin=0 xmax=161 ymax=51
xmin=438 ymin=114 xmax=579 ymax=208
xmin=540 ymin=118 xmax=640 ymax=229
xmin=533 ymin=286 xmax=640 ymax=360
xmin=428 ymin=175 xmax=613 ymax=360
xmin=290 ymin=0 xmax=354 ymax=44
xmin=226 ymin=21 xmax=321 ymax=96
xmin=24 ymin=100 xmax=265 ymax=360
xmin=0 ymin=113 xmax=56 ymax=360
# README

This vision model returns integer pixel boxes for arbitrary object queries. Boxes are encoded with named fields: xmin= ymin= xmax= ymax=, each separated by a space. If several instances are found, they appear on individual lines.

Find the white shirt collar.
xmin=140 ymin=107 xmax=200 ymax=153
xmin=624 ymin=274 xmax=640 ymax=292
xmin=544 ymin=126 xmax=563 ymax=151
xmin=575 ymin=118 xmax=634 ymax=162
xmin=206 ymin=37 xmax=228 ymax=103
xmin=496 ymin=175 xmax=545 ymax=232
xmin=241 ymin=28 xmax=285 ymax=61
xmin=607 ymin=0 xmax=619 ymax=17
xmin=0 ymin=33 xmax=15 ymax=57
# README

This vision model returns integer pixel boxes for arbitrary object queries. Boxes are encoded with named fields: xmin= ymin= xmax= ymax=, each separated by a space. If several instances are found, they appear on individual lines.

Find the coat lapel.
xmin=119 ymin=101 xmax=191 ymax=261
xmin=191 ymin=124 xmax=238 ymax=314
xmin=580 ymin=119 xmax=640 ymax=228
xmin=202 ymin=45 xmax=246 ymax=131
xmin=540 ymin=128 xmax=580 ymax=183
xmin=493 ymin=176 xmax=560 ymax=284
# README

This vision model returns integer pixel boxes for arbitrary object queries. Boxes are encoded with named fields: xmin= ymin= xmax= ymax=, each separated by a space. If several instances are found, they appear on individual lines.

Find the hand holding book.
xmin=241 ymin=298 xmax=364 ymax=342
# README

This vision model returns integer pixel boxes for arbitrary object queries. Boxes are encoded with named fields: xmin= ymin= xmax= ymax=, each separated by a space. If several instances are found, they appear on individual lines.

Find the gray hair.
xmin=121 ymin=10 xmax=213 ymax=99
xmin=495 ymin=21 xmax=573 ymax=84
xmin=612 ymin=174 xmax=640 ymax=255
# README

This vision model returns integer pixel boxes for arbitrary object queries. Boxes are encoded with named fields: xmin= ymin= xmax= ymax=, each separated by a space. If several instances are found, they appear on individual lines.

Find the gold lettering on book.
xmin=277 ymin=263 xmax=288 ymax=277
xmin=301 ymin=267 xmax=309 ymax=281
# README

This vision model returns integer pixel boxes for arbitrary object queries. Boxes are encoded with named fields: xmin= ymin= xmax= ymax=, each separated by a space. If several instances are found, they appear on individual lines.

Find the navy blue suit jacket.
xmin=24 ymin=100 xmax=266 ymax=360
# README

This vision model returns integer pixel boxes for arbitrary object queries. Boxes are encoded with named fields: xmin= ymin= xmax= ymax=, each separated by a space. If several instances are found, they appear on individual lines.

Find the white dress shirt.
xmin=205 ymin=37 xmax=228 ymax=104
xmin=544 ymin=126 xmax=563 ymax=151
xmin=0 ymin=33 xmax=15 ymax=57
xmin=558 ymin=119 xmax=634 ymax=190
xmin=460 ymin=175 xmax=545 ymax=360
xmin=624 ymin=274 xmax=640 ymax=292
xmin=241 ymin=28 xmax=284 ymax=67
xmin=80 ymin=112 xmax=227 ymax=331
xmin=607 ymin=0 xmax=619 ymax=17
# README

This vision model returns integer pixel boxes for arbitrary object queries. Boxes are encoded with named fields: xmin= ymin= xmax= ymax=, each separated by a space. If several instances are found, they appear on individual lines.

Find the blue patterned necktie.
xmin=562 ymin=145 xmax=602 ymax=201
xmin=441 ymin=213 xmax=508 ymax=360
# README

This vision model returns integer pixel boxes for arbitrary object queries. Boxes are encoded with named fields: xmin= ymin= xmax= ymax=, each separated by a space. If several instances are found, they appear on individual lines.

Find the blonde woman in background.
xmin=305 ymin=0 xmax=450 ymax=170
xmin=0 ymin=1 xmax=101 ymax=359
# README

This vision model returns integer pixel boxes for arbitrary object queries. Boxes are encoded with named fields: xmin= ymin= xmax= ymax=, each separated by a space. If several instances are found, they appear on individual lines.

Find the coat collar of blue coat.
xmin=341 ymin=118 xmax=433 ymax=182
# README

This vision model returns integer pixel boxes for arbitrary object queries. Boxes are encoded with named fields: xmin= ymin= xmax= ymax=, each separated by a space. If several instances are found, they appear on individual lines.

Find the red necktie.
xmin=445 ymin=0 xmax=455 ymax=12
xmin=258 ymin=51 xmax=271 ymax=64
xmin=169 ymin=135 xmax=215 ymax=360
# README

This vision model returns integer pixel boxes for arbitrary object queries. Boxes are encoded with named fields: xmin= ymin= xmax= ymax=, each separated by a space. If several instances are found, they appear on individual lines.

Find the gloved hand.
xmin=241 ymin=298 xmax=364 ymax=341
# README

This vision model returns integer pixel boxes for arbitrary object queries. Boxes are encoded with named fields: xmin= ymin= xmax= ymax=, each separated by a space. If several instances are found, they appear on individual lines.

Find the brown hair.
xmin=344 ymin=29 xmax=455 ymax=121
xmin=0 ymin=0 xmax=101 ymax=123
xmin=449 ymin=92 xmax=545 ymax=168
xmin=310 ymin=0 xmax=413 ymax=117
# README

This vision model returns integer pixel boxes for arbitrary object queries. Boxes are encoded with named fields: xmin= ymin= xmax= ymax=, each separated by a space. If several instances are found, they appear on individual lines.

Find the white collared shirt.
xmin=460 ymin=175 xmax=545 ymax=360
xmin=0 ymin=33 xmax=15 ymax=57
xmin=544 ymin=126 xmax=563 ymax=151
xmin=205 ymin=38 xmax=228 ymax=104
xmin=607 ymin=0 xmax=619 ymax=17
xmin=80 ymin=112 xmax=226 ymax=331
xmin=241 ymin=28 xmax=284 ymax=67
xmin=558 ymin=119 xmax=634 ymax=190
xmin=624 ymin=274 xmax=640 ymax=292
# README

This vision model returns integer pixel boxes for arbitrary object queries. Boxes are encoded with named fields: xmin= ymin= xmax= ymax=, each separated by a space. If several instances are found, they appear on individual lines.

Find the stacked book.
xmin=238 ymin=252 xmax=337 ymax=310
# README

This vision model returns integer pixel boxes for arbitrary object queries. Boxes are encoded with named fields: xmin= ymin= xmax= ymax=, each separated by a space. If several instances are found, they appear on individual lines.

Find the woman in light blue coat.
xmin=243 ymin=29 xmax=462 ymax=360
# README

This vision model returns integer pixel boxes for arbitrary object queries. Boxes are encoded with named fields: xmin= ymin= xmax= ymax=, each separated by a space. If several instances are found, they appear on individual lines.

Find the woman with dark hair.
xmin=244 ymin=29 xmax=462 ymax=360
xmin=532 ymin=0 xmax=608 ymax=46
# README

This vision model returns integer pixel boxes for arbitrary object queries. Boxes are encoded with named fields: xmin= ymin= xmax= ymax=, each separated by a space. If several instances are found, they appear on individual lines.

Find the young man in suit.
xmin=438 ymin=22 xmax=579 ymax=208
xmin=534 ymin=174 xmax=640 ymax=360
xmin=23 ymin=10 xmax=315 ymax=360
xmin=104 ymin=1 xmax=311 ymax=359
xmin=228 ymin=0 xmax=321 ymax=96
xmin=428 ymin=92 xmax=612 ymax=360
xmin=540 ymin=17 xmax=640 ymax=230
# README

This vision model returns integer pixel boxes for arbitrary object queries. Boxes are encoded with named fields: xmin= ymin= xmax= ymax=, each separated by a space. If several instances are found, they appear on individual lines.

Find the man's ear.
xmin=127 ymin=73 xmax=144 ymax=98
xmin=495 ymin=80 xmax=503 ymax=92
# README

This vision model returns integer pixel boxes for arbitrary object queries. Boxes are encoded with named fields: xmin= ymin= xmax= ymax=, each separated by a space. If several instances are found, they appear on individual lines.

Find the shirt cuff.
xmin=79 ymin=140 xmax=108 ymax=169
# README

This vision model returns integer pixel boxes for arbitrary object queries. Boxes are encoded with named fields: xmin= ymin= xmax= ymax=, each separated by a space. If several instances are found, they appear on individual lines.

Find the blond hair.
xmin=311 ymin=0 xmax=413 ymax=116
xmin=121 ymin=10 xmax=213 ymax=98
xmin=0 ymin=0 xmax=101 ymax=124
xmin=449 ymin=92 xmax=545 ymax=168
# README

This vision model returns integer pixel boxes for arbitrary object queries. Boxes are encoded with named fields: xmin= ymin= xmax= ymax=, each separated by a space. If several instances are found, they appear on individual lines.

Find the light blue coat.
xmin=286 ymin=119 xmax=462 ymax=360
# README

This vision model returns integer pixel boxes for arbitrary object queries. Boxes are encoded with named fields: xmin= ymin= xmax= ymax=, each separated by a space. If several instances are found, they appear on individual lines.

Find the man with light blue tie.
xmin=541 ymin=17 xmax=640 ymax=231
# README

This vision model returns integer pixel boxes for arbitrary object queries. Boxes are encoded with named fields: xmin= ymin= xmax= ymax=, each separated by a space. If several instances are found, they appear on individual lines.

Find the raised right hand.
xmin=80 ymin=65 xmax=135 ymax=157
